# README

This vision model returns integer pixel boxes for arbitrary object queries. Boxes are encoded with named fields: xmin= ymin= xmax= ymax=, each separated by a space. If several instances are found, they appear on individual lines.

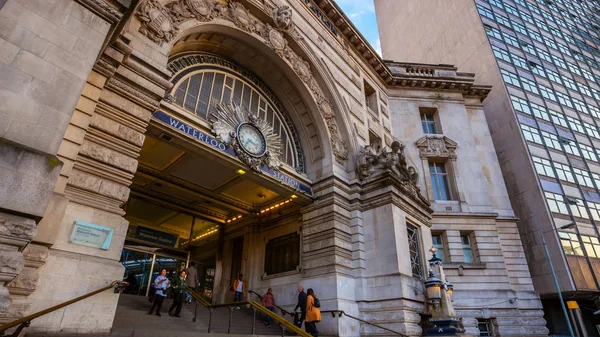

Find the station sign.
xmin=153 ymin=111 xmax=313 ymax=197
xmin=134 ymin=226 xmax=178 ymax=247
xmin=70 ymin=221 xmax=114 ymax=250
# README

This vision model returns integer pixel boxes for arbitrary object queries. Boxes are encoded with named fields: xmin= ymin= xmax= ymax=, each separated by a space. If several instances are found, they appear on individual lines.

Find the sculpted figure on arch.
xmin=274 ymin=5 xmax=294 ymax=32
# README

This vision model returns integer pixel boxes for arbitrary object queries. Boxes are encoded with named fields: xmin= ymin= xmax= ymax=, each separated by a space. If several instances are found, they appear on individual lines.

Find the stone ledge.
xmin=0 ymin=216 xmax=37 ymax=248
xmin=443 ymin=263 xmax=486 ymax=270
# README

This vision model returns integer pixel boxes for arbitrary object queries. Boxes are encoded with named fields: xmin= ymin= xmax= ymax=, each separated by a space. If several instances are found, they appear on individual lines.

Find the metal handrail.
xmin=248 ymin=290 xmax=293 ymax=316
xmin=0 ymin=280 xmax=128 ymax=337
xmin=187 ymin=291 xmax=310 ymax=337
xmin=320 ymin=310 xmax=407 ymax=337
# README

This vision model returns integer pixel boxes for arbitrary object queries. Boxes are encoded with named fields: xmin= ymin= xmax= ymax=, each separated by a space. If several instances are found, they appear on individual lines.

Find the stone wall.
xmin=388 ymin=87 xmax=548 ymax=335
xmin=0 ymin=0 xmax=115 ymax=324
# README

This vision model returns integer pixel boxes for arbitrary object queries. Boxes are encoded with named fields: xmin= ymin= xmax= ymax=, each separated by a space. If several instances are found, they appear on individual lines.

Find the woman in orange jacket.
xmin=305 ymin=288 xmax=321 ymax=337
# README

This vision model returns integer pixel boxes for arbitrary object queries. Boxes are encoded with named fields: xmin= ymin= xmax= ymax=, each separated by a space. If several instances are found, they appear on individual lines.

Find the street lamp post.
xmin=425 ymin=248 xmax=464 ymax=336
xmin=541 ymin=223 xmax=576 ymax=337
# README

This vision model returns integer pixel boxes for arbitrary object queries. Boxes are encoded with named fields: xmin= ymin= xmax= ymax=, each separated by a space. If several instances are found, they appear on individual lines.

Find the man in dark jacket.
xmin=294 ymin=285 xmax=307 ymax=328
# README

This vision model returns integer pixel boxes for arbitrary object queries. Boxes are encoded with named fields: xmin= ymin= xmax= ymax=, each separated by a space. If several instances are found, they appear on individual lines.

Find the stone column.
xmin=301 ymin=177 xmax=358 ymax=337
xmin=357 ymin=172 xmax=433 ymax=337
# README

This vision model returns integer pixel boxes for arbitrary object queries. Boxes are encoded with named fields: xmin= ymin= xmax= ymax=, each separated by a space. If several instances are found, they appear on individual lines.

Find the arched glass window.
xmin=168 ymin=54 xmax=304 ymax=172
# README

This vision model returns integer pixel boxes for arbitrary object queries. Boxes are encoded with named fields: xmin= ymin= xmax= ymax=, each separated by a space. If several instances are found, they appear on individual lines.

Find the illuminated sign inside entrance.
xmin=302 ymin=0 xmax=339 ymax=38
xmin=153 ymin=111 xmax=313 ymax=197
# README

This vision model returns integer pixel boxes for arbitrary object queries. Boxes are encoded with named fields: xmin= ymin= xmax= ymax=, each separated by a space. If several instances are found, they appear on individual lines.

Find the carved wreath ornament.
xmin=210 ymin=102 xmax=284 ymax=172
xmin=135 ymin=0 xmax=348 ymax=163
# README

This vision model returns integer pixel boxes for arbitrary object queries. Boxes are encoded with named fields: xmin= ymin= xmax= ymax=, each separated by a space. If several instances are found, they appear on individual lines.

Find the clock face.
xmin=237 ymin=123 xmax=267 ymax=157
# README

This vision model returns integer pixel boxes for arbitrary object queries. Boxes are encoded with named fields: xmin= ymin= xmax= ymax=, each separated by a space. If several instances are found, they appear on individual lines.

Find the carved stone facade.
xmin=134 ymin=0 xmax=348 ymax=163
xmin=0 ymin=0 xmax=547 ymax=336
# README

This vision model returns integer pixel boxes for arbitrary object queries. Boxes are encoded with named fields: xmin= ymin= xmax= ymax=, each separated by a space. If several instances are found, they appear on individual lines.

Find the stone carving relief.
xmin=357 ymin=138 xmax=417 ymax=183
xmin=138 ymin=0 xmax=179 ymax=45
xmin=135 ymin=0 xmax=348 ymax=163
xmin=357 ymin=138 xmax=427 ymax=204
xmin=165 ymin=0 xmax=225 ymax=23
xmin=415 ymin=135 xmax=457 ymax=159
xmin=273 ymin=4 xmax=293 ymax=32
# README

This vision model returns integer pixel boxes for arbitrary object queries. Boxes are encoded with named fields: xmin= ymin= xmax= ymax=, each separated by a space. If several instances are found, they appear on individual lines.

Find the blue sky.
xmin=334 ymin=0 xmax=381 ymax=55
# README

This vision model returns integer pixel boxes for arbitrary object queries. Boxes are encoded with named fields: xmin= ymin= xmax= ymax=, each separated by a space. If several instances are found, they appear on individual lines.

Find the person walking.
xmin=148 ymin=268 xmax=169 ymax=316
xmin=185 ymin=262 xmax=198 ymax=303
xmin=168 ymin=270 xmax=187 ymax=317
xmin=262 ymin=288 xmax=276 ymax=327
xmin=305 ymin=288 xmax=321 ymax=337
xmin=232 ymin=273 xmax=246 ymax=309
xmin=294 ymin=285 xmax=307 ymax=328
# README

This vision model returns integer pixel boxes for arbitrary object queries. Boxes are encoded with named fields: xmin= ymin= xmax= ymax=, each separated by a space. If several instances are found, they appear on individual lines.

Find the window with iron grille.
xmin=477 ymin=318 xmax=495 ymax=336
xmin=406 ymin=225 xmax=423 ymax=278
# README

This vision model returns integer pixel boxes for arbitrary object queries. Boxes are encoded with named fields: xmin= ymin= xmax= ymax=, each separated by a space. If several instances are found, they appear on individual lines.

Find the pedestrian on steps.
xmin=185 ymin=261 xmax=198 ymax=303
xmin=305 ymin=288 xmax=321 ymax=337
xmin=148 ymin=268 xmax=169 ymax=317
xmin=262 ymin=288 xmax=276 ymax=327
xmin=232 ymin=273 xmax=246 ymax=309
xmin=294 ymin=285 xmax=307 ymax=329
xmin=168 ymin=270 xmax=187 ymax=317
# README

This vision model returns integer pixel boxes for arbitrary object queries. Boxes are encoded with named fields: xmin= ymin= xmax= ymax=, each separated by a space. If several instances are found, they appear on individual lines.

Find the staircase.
xmin=27 ymin=294 xmax=290 ymax=337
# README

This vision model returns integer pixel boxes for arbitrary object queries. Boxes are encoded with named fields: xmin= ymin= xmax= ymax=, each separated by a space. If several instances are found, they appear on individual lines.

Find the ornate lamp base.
xmin=426 ymin=319 xmax=465 ymax=336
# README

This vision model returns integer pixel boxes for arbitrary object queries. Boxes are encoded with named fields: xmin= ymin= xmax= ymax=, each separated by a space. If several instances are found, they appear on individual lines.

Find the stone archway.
xmin=6 ymin=1 xmax=366 ymax=334
xmin=129 ymin=0 xmax=353 ymax=169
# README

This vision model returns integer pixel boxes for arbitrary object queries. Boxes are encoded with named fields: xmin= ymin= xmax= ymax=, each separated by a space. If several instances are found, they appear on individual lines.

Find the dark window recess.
xmin=264 ymin=232 xmax=300 ymax=275
xmin=477 ymin=318 xmax=495 ymax=336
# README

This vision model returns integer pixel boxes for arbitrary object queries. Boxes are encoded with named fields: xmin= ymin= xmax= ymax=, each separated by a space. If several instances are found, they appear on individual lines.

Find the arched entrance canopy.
xmin=132 ymin=0 xmax=353 ymax=172
xmin=167 ymin=52 xmax=306 ymax=173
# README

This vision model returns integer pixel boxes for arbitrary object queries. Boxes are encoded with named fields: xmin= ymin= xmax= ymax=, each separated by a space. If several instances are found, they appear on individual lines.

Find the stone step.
xmin=24 ymin=294 xmax=297 ymax=337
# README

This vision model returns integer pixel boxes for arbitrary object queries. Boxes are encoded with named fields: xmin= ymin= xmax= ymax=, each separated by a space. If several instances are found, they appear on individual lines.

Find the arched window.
xmin=168 ymin=53 xmax=305 ymax=173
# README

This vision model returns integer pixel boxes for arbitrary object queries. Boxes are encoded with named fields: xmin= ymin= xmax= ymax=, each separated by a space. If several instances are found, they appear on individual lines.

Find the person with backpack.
xmin=148 ymin=268 xmax=169 ymax=316
xmin=305 ymin=288 xmax=321 ymax=337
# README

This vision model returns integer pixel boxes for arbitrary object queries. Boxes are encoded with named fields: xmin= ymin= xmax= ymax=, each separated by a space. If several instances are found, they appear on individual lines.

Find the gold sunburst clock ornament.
xmin=209 ymin=101 xmax=284 ymax=172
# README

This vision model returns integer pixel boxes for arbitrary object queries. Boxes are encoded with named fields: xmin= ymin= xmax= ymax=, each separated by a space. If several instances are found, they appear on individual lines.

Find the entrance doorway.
xmin=118 ymin=119 xmax=309 ymax=303
xmin=230 ymin=237 xmax=244 ymax=282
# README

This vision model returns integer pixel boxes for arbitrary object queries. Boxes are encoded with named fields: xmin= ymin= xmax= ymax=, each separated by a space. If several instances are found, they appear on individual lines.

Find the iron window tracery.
xmin=167 ymin=53 xmax=305 ymax=173
xmin=407 ymin=224 xmax=423 ymax=278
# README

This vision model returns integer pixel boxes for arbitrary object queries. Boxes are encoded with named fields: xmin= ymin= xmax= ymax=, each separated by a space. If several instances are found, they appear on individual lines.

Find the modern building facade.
xmin=0 ymin=0 xmax=546 ymax=336
xmin=376 ymin=0 xmax=600 ymax=335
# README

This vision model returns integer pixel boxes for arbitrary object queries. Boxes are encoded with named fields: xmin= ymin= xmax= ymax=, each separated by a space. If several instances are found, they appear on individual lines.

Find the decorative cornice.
xmin=75 ymin=0 xmax=124 ymax=24
xmin=385 ymin=61 xmax=492 ymax=101
xmin=303 ymin=1 xmax=492 ymax=101
xmin=309 ymin=0 xmax=392 ymax=83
